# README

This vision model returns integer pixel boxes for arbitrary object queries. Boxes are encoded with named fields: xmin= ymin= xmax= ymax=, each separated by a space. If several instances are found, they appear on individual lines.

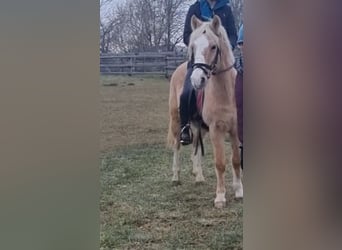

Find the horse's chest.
xmin=201 ymin=90 xmax=235 ymax=127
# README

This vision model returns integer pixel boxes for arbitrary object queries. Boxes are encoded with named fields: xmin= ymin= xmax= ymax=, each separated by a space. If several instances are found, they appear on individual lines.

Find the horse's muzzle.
xmin=191 ymin=68 xmax=207 ymax=90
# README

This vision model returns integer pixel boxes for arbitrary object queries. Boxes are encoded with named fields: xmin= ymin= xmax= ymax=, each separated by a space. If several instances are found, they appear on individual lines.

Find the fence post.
xmin=132 ymin=55 xmax=136 ymax=74
xmin=129 ymin=56 xmax=133 ymax=76
xmin=165 ymin=55 xmax=168 ymax=78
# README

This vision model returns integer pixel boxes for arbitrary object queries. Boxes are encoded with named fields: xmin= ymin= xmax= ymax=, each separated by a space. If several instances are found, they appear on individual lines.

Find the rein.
xmin=191 ymin=47 xmax=234 ymax=78
xmin=212 ymin=64 xmax=235 ymax=75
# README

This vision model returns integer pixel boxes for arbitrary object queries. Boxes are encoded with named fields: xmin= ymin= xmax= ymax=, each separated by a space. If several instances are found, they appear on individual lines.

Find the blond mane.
xmin=188 ymin=20 xmax=235 ymax=67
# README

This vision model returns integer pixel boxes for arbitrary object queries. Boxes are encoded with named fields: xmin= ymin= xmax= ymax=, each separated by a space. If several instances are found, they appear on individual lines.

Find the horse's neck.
xmin=208 ymin=45 xmax=235 ymax=102
xmin=218 ymin=46 xmax=234 ymax=71
xmin=207 ymin=72 xmax=234 ymax=103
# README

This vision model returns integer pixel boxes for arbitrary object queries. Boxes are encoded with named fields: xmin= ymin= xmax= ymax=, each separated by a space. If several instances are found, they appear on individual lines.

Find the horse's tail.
xmin=167 ymin=73 xmax=180 ymax=149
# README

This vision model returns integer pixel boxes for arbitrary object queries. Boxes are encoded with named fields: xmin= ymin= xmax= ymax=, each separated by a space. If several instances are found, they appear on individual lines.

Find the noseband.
xmin=191 ymin=46 xmax=234 ymax=78
xmin=192 ymin=47 xmax=220 ymax=78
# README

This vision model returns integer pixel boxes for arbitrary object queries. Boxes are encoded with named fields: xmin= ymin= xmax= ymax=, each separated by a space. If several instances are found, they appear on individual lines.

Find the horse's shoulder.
xmin=172 ymin=62 xmax=187 ymax=78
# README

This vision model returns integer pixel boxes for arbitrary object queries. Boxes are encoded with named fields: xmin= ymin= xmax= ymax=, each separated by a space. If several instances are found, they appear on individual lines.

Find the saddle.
xmin=196 ymin=89 xmax=205 ymax=116
xmin=192 ymin=89 xmax=209 ymax=130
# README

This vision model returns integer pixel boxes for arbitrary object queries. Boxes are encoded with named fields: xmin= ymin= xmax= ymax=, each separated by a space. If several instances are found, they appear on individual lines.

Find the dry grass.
xmin=100 ymin=75 xmax=170 ymax=153
xmin=100 ymin=75 xmax=243 ymax=249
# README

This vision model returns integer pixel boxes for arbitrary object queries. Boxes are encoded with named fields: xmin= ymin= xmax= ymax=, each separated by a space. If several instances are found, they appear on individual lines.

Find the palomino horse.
xmin=167 ymin=15 xmax=243 ymax=208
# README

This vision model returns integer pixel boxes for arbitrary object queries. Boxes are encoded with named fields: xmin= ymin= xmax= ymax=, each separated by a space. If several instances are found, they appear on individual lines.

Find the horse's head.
xmin=188 ymin=15 xmax=233 ymax=90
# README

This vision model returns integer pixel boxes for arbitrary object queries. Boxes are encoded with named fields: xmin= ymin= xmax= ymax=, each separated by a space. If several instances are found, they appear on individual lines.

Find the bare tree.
xmin=100 ymin=0 xmax=115 ymax=53
xmin=162 ymin=0 xmax=188 ymax=51
xmin=230 ymin=0 xmax=244 ymax=29
xmin=100 ymin=0 xmax=243 ymax=53
xmin=112 ymin=0 xmax=190 ymax=52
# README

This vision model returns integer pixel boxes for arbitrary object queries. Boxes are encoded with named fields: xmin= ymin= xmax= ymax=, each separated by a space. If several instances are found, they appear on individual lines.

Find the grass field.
xmin=100 ymin=75 xmax=243 ymax=249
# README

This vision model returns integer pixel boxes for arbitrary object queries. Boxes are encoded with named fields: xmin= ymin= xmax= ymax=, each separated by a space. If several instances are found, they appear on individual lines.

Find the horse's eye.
xmin=211 ymin=45 xmax=217 ymax=50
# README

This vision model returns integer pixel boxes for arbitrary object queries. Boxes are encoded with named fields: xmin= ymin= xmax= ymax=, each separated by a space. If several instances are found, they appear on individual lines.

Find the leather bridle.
xmin=191 ymin=46 xmax=234 ymax=78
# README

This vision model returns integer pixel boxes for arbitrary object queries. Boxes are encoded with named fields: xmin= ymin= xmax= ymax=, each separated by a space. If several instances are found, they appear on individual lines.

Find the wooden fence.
xmin=100 ymin=52 xmax=187 ymax=78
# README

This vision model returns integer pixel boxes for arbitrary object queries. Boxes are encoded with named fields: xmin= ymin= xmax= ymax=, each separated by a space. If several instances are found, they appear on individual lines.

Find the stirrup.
xmin=180 ymin=124 xmax=193 ymax=145
xmin=180 ymin=124 xmax=190 ymax=133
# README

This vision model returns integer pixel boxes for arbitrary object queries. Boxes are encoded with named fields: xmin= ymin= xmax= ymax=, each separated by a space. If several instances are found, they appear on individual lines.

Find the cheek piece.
xmin=191 ymin=47 xmax=220 ymax=79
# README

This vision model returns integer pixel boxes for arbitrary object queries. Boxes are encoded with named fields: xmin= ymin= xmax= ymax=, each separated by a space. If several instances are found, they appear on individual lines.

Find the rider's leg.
xmin=179 ymin=65 xmax=195 ymax=145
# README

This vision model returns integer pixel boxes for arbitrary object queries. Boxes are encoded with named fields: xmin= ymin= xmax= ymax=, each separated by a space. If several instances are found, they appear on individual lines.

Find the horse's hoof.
xmin=214 ymin=201 xmax=226 ymax=209
xmin=195 ymin=176 xmax=205 ymax=183
xmin=235 ymin=190 xmax=243 ymax=199
xmin=172 ymin=180 xmax=181 ymax=186
xmin=234 ymin=186 xmax=243 ymax=198
xmin=195 ymin=180 xmax=205 ymax=186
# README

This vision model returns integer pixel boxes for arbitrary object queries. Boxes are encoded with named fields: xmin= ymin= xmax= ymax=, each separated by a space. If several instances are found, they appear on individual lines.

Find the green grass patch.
xmin=100 ymin=144 xmax=242 ymax=249
xmin=100 ymin=75 xmax=242 ymax=249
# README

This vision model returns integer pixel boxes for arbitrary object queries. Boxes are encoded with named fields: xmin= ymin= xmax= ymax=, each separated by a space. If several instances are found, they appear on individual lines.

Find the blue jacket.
xmin=183 ymin=0 xmax=237 ymax=49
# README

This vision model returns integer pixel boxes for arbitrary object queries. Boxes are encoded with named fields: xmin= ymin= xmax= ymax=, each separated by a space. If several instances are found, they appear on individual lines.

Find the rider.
xmin=180 ymin=0 xmax=237 ymax=145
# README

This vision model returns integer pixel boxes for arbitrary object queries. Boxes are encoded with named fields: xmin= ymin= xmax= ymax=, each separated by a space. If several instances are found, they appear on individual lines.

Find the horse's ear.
xmin=210 ymin=15 xmax=221 ymax=35
xmin=191 ymin=15 xmax=202 ymax=31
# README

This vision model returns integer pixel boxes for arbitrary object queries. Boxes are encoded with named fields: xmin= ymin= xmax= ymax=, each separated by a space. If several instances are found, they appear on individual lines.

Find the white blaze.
xmin=191 ymin=35 xmax=209 ymax=89
xmin=193 ymin=35 xmax=209 ymax=63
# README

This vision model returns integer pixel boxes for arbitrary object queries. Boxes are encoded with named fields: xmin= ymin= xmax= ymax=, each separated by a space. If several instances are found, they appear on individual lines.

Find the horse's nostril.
xmin=200 ymin=77 xmax=205 ymax=84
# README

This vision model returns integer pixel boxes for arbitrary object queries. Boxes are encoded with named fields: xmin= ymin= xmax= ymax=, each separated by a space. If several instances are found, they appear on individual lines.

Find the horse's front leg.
xmin=191 ymin=127 xmax=205 ymax=183
xmin=169 ymin=126 xmax=181 ymax=184
xmin=230 ymin=129 xmax=243 ymax=198
xmin=210 ymin=123 xmax=227 ymax=208
xmin=172 ymin=145 xmax=181 ymax=184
